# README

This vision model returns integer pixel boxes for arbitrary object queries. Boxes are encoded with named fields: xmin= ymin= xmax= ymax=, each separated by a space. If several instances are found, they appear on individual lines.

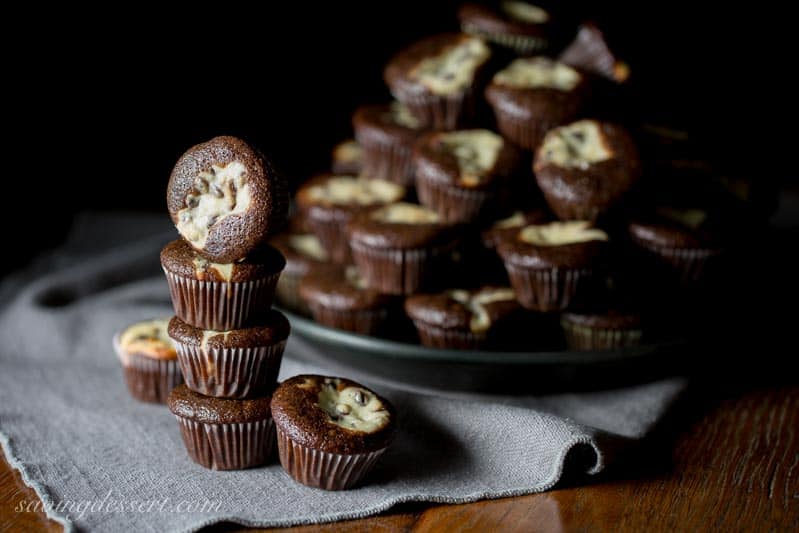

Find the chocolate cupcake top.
xmin=348 ymin=202 xmax=456 ymax=249
xmin=628 ymin=207 xmax=722 ymax=249
xmin=168 ymin=384 xmax=272 ymax=425
xmin=168 ymin=312 xmax=290 ymax=351
xmin=299 ymin=265 xmax=393 ymax=311
xmin=270 ymin=232 xmax=329 ymax=276
xmin=384 ymin=33 xmax=491 ymax=98
xmin=559 ymin=22 xmax=630 ymax=83
xmin=270 ymin=375 xmax=396 ymax=454
xmin=405 ymin=286 xmax=519 ymax=333
xmin=167 ymin=136 xmax=288 ymax=263
xmin=331 ymin=139 xmax=363 ymax=176
xmin=497 ymin=220 xmax=608 ymax=268
xmin=458 ymin=2 xmax=553 ymax=38
xmin=296 ymin=174 xmax=406 ymax=218
xmin=353 ymin=102 xmax=424 ymax=146
xmin=481 ymin=209 xmax=551 ymax=249
xmin=414 ymin=129 xmax=521 ymax=189
xmin=561 ymin=309 xmax=642 ymax=330
xmin=160 ymin=239 xmax=285 ymax=282
xmin=118 ymin=318 xmax=176 ymax=361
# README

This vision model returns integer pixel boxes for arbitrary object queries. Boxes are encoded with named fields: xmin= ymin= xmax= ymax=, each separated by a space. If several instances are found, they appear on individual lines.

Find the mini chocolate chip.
xmin=354 ymin=391 xmax=365 ymax=405
xmin=185 ymin=195 xmax=199 ymax=208
xmin=194 ymin=177 xmax=209 ymax=193
xmin=572 ymin=131 xmax=585 ymax=142
xmin=210 ymin=184 xmax=224 ymax=198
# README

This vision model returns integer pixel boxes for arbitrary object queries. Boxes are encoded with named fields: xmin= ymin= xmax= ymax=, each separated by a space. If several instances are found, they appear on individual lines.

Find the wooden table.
xmin=3 ymin=383 xmax=797 ymax=532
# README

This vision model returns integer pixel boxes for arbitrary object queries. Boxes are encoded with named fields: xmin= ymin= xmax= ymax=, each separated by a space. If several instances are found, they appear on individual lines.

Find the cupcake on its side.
xmin=348 ymin=202 xmax=459 ymax=295
xmin=485 ymin=57 xmax=588 ymax=151
xmin=167 ymin=385 xmax=274 ymax=470
xmin=559 ymin=22 xmax=630 ymax=84
xmin=414 ymin=129 xmax=522 ymax=223
xmin=271 ymin=231 xmax=330 ymax=314
xmin=384 ymin=33 xmax=491 ymax=130
xmin=533 ymin=120 xmax=640 ymax=223
xmin=458 ymin=1 xmax=555 ymax=55
xmin=331 ymin=139 xmax=363 ymax=176
xmin=168 ymin=312 xmax=289 ymax=399
xmin=298 ymin=265 xmax=395 ymax=336
xmin=271 ymin=375 xmax=396 ymax=490
xmin=296 ymin=174 xmax=406 ymax=264
xmin=353 ymin=102 xmax=425 ymax=187
xmin=496 ymin=220 xmax=608 ymax=311
xmin=561 ymin=309 xmax=642 ymax=351
xmin=114 ymin=318 xmax=182 ymax=403
xmin=628 ymin=207 xmax=724 ymax=285
xmin=405 ymin=286 xmax=522 ymax=350
xmin=161 ymin=239 xmax=285 ymax=331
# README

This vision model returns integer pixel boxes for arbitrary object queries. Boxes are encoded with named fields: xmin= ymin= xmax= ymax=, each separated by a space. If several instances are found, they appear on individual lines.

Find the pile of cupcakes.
xmin=115 ymin=135 xmax=397 ymax=491
xmin=272 ymin=1 xmax=749 ymax=353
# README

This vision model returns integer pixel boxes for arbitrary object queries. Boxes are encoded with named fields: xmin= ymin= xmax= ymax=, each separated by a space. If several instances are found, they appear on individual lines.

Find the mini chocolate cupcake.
xmin=331 ymin=139 xmax=363 ymax=176
xmin=559 ymin=22 xmax=630 ymax=83
xmin=271 ymin=231 xmax=330 ymax=314
xmin=384 ymin=33 xmax=491 ymax=130
xmin=168 ymin=384 xmax=274 ymax=470
xmin=458 ymin=1 xmax=555 ymax=55
xmin=353 ymin=102 xmax=425 ymax=186
xmin=413 ymin=129 xmax=522 ymax=223
xmin=485 ymin=57 xmax=588 ymax=151
xmin=168 ymin=312 xmax=289 ymax=399
xmin=533 ymin=120 xmax=641 ymax=222
xmin=628 ymin=207 xmax=724 ymax=285
xmin=160 ymin=239 xmax=285 ymax=331
xmin=405 ymin=286 xmax=521 ymax=349
xmin=298 ymin=265 xmax=394 ymax=335
xmin=348 ymin=202 xmax=458 ymax=295
xmin=271 ymin=375 xmax=396 ymax=490
xmin=560 ymin=309 xmax=642 ymax=350
xmin=496 ymin=220 xmax=608 ymax=311
xmin=295 ymin=174 xmax=406 ymax=263
xmin=114 ymin=318 xmax=182 ymax=403
xmin=167 ymin=135 xmax=288 ymax=263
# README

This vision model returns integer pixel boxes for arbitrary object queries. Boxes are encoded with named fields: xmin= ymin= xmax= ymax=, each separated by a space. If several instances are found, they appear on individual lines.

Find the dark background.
xmin=5 ymin=1 xmax=791 ymax=276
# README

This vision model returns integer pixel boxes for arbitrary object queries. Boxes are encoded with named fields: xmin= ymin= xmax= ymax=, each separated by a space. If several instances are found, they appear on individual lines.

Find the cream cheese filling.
xmin=519 ymin=221 xmax=608 ymax=246
xmin=410 ymin=36 xmax=490 ymax=95
xmin=119 ymin=319 xmax=176 ymax=360
xmin=493 ymin=57 xmax=580 ymax=90
xmin=305 ymin=176 xmax=404 ymax=206
xmin=176 ymin=161 xmax=251 ymax=249
xmin=317 ymin=378 xmax=390 ymax=433
xmin=288 ymin=234 xmax=328 ymax=261
xmin=370 ymin=202 xmax=441 ymax=224
xmin=192 ymin=256 xmax=234 ymax=281
xmin=501 ymin=1 xmax=549 ymax=23
xmin=538 ymin=120 xmax=613 ymax=169
xmin=449 ymin=288 xmax=517 ymax=333
xmin=438 ymin=130 xmax=504 ymax=186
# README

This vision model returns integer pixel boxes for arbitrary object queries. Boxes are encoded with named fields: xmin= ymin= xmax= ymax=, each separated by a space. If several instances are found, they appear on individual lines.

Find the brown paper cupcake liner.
xmin=113 ymin=334 xmax=183 ymax=404
xmin=306 ymin=303 xmax=389 ymax=336
xmin=493 ymin=109 xmax=559 ymax=152
xmin=398 ymin=89 xmax=474 ymax=131
xmin=175 ymin=416 xmax=275 ymax=470
xmin=275 ymin=270 xmax=311 ymax=315
xmin=276 ymin=426 xmax=386 ymax=490
xmin=305 ymin=215 xmax=352 ymax=264
xmin=416 ymin=175 xmax=494 ymax=223
xmin=505 ymin=265 xmax=593 ymax=312
xmin=163 ymin=269 xmax=280 ymax=331
xmin=350 ymin=241 xmax=450 ymax=295
xmin=411 ymin=321 xmax=486 ymax=350
xmin=358 ymin=137 xmax=416 ymax=187
xmin=630 ymin=238 xmax=720 ymax=285
xmin=560 ymin=321 xmax=643 ymax=351
xmin=174 ymin=340 xmax=286 ymax=399
xmin=461 ymin=23 xmax=548 ymax=55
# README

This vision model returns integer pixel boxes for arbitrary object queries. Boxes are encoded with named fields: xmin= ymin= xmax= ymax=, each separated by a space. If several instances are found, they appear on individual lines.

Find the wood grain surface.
xmin=2 ymin=385 xmax=797 ymax=532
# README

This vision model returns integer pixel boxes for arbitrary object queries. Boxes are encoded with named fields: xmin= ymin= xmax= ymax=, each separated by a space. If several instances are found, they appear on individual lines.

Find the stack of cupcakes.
xmin=160 ymin=135 xmax=290 ymax=470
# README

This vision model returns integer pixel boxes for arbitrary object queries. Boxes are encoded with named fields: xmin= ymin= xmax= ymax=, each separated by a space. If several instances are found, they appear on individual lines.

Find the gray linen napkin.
xmin=0 ymin=213 xmax=686 ymax=533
